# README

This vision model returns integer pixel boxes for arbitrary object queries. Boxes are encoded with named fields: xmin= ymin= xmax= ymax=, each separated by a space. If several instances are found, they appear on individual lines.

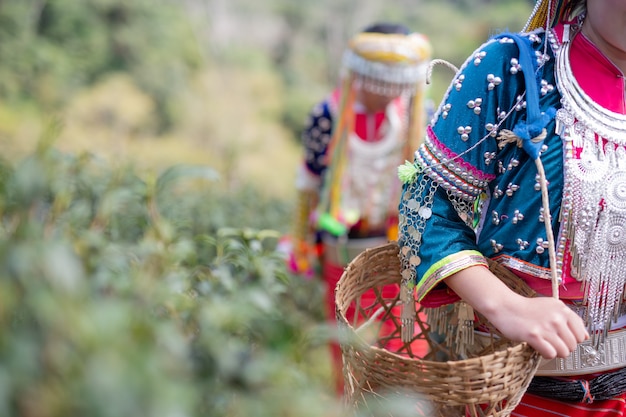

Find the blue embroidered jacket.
xmin=398 ymin=29 xmax=564 ymax=303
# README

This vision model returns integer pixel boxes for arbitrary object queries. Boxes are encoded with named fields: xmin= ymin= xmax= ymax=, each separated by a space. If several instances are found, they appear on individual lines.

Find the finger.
xmin=532 ymin=339 xmax=558 ymax=360
xmin=525 ymin=329 xmax=560 ymax=359
xmin=552 ymin=302 xmax=587 ymax=346
xmin=567 ymin=313 xmax=589 ymax=343
xmin=556 ymin=326 xmax=578 ymax=353
xmin=556 ymin=309 xmax=582 ymax=351
xmin=545 ymin=331 xmax=575 ymax=358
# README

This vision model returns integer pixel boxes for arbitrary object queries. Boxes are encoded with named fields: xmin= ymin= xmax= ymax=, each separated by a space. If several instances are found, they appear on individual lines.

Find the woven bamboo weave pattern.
xmin=335 ymin=242 xmax=541 ymax=417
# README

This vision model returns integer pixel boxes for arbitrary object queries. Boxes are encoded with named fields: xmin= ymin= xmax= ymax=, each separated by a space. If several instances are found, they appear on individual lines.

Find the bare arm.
xmin=445 ymin=266 xmax=589 ymax=359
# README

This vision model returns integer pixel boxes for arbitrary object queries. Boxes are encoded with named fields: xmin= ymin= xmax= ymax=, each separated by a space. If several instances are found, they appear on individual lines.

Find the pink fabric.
xmin=322 ymin=261 xmax=347 ymax=394
xmin=568 ymin=30 xmax=626 ymax=114
xmin=329 ymin=88 xmax=406 ymax=143
xmin=552 ymin=22 xmax=625 ymax=114
xmin=323 ymin=256 xmax=429 ymax=395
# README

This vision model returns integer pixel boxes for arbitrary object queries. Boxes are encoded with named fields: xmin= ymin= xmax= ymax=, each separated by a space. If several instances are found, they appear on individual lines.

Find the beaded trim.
xmin=416 ymin=251 xmax=488 ymax=301
xmin=494 ymin=254 xmax=552 ymax=280
xmin=419 ymin=127 xmax=494 ymax=202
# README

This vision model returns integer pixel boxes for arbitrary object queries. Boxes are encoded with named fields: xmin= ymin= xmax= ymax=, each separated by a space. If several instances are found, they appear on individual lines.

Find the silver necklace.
xmin=556 ymin=33 xmax=626 ymax=144
xmin=554 ymin=26 xmax=626 ymax=346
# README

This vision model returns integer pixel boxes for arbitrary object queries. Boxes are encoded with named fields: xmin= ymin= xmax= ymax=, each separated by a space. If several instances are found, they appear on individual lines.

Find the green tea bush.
xmin=0 ymin=136 xmax=344 ymax=417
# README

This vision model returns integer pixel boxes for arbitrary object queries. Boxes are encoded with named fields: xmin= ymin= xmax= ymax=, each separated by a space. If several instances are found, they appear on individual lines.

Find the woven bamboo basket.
xmin=335 ymin=241 xmax=542 ymax=417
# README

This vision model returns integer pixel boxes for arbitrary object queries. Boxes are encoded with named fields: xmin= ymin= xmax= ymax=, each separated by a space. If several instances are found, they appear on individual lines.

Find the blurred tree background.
xmin=0 ymin=0 xmax=533 ymax=416
xmin=1 ymin=0 xmax=533 ymax=204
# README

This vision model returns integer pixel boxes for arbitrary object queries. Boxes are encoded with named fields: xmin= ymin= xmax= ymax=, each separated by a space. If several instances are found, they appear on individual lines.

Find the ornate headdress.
xmin=523 ymin=0 xmax=586 ymax=32
xmin=341 ymin=32 xmax=432 ymax=97
xmin=316 ymin=30 xmax=432 ymax=238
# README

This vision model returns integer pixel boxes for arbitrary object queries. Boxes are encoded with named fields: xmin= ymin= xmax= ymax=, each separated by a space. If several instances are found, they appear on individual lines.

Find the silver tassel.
xmin=454 ymin=301 xmax=475 ymax=356
xmin=400 ymin=277 xmax=416 ymax=343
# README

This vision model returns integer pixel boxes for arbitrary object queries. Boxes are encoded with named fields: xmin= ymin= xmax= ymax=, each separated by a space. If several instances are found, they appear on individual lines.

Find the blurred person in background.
xmin=397 ymin=0 xmax=626 ymax=414
xmin=289 ymin=21 xmax=432 ymax=393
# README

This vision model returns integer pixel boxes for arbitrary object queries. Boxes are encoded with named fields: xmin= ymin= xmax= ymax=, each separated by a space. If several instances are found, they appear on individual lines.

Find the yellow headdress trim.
xmin=342 ymin=32 xmax=432 ymax=95
xmin=348 ymin=32 xmax=432 ymax=65
xmin=524 ymin=0 xmax=575 ymax=32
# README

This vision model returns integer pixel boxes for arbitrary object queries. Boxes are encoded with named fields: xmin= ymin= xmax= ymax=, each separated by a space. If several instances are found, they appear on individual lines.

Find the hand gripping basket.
xmin=335 ymin=241 xmax=542 ymax=417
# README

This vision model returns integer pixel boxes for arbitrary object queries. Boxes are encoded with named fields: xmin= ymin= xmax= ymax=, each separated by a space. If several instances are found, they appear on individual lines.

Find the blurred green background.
xmin=0 ymin=1 xmax=534 ymax=416
xmin=2 ymin=0 xmax=533 ymax=203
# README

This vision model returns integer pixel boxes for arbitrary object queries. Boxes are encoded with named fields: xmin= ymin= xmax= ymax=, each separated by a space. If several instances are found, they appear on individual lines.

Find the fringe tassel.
xmin=400 ymin=279 xmax=416 ymax=343
xmin=425 ymin=306 xmax=447 ymax=335
xmin=454 ymin=301 xmax=475 ymax=356
xmin=425 ymin=302 xmax=475 ymax=357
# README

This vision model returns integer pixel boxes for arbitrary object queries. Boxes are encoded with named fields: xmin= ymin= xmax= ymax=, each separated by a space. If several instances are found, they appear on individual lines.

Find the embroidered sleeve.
xmin=399 ymin=36 xmax=531 ymax=302
xmin=302 ymin=99 xmax=333 ymax=177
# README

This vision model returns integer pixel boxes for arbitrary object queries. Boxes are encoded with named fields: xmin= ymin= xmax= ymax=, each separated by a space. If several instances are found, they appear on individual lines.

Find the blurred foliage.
xmin=0 ymin=0 xmax=200 ymax=130
xmin=0 ymin=0 xmax=534 ymax=202
xmin=65 ymin=73 xmax=156 ymax=140
xmin=0 ymin=129 xmax=347 ymax=416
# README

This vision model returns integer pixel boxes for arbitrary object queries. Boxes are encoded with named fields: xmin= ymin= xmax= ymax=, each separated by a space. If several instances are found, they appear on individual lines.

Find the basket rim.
xmin=336 ymin=301 xmax=535 ymax=368
xmin=336 ymin=241 xmax=542 ymax=415
xmin=335 ymin=241 xmax=539 ymax=367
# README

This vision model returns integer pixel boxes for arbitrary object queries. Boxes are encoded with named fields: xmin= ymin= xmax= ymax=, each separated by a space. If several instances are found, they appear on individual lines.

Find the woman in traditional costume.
xmin=292 ymin=22 xmax=432 ymax=392
xmin=398 ymin=0 xmax=626 ymax=414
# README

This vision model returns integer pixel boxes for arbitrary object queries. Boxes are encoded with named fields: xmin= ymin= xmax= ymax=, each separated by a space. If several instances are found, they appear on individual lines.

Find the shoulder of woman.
xmin=462 ymin=31 xmax=545 ymax=71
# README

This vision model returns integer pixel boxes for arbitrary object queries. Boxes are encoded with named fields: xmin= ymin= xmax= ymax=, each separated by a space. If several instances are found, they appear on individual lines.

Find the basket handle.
xmin=535 ymin=157 xmax=559 ymax=299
